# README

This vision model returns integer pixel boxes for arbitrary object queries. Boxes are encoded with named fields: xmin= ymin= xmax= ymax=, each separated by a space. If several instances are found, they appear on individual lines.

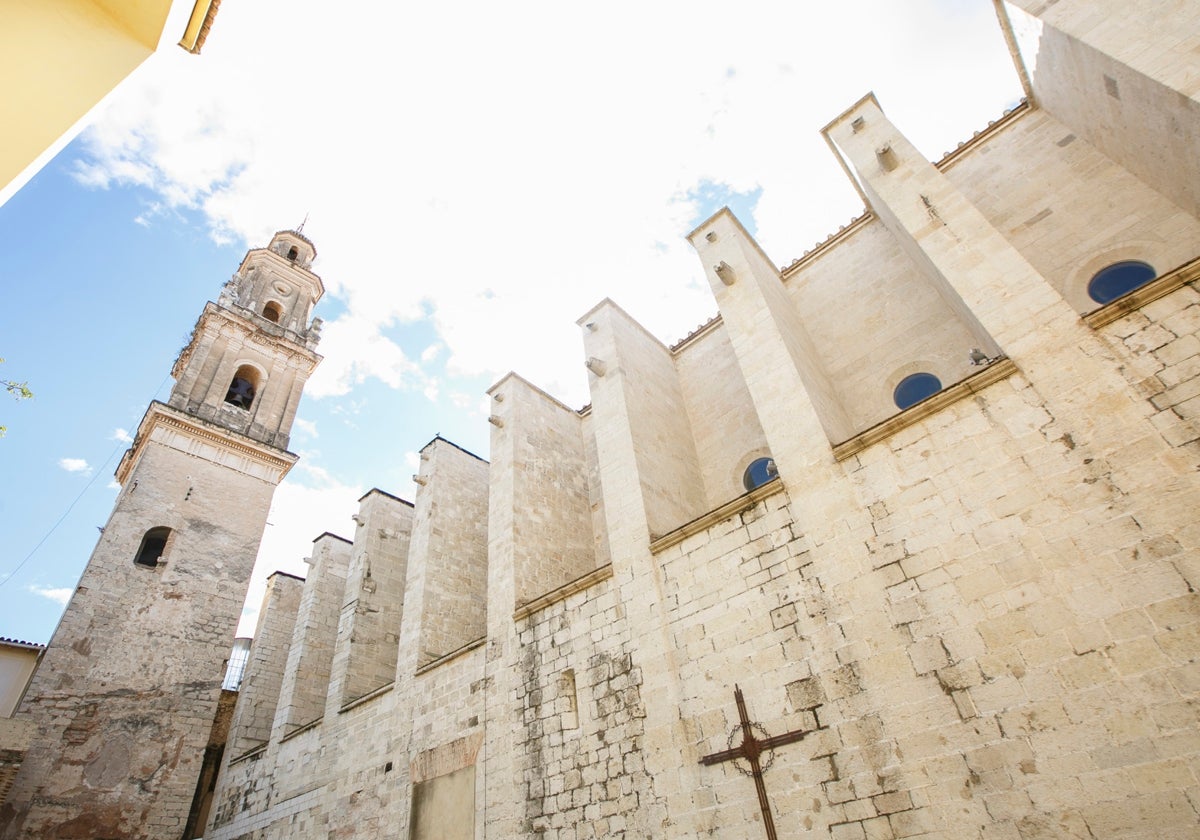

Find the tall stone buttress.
xmin=0 ymin=230 xmax=324 ymax=840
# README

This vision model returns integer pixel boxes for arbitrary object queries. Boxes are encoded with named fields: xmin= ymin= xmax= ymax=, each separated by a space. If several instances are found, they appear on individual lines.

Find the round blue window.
xmin=1087 ymin=261 xmax=1155 ymax=304
xmin=893 ymin=373 xmax=942 ymax=410
xmin=743 ymin=457 xmax=777 ymax=492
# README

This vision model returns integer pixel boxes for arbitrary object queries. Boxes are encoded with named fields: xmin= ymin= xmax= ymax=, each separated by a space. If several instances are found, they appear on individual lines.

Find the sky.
xmin=0 ymin=1 xmax=1024 ymax=644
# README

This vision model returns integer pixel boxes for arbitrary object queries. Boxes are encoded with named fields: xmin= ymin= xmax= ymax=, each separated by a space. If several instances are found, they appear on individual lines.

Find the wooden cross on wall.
xmin=698 ymin=685 xmax=813 ymax=840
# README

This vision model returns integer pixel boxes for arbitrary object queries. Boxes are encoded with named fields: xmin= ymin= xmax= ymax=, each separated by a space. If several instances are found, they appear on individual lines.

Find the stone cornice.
xmin=1084 ymin=256 xmax=1200 ymax=329
xmin=237 ymin=246 xmax=325 ymax=299
xmin=172 ymin=302 xmax=322 ymax=381
xmin=649 ymin=481 xmax=785 ymax=554
xmin=512 ymin=563 xmax=615 ymax=621
xmin=115 ymin=401 xmax=298 ymax=486
xmin=414 ymin=636 xmax=486 ymax=676
xmin=934 ymin=100 xmax=1031 ymax=172
xmin=832 ymin=358 xmax=1019 ymax=461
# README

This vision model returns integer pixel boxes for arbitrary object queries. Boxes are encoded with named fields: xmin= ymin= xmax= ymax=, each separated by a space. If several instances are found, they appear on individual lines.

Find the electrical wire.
xmin=0 ymin=372 xmax=173 ymax=588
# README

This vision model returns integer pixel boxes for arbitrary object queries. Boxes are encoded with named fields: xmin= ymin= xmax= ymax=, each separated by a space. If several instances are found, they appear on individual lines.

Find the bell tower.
xmin=168 ymin=229 xmax=324 ymax=450
xmin=0 ymin=231 xmax=324 ymax=840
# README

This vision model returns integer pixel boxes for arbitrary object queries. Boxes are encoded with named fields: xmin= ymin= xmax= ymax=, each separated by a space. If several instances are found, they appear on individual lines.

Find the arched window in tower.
xmin=262 ymin=301 xmax=283 ymax=323
xmin=286 ymin=246 xmax=298 ymax=261
xmin=134 ymin=527 xmax=171 ymax=568
xmin=1087 ymin=260 xmax=1156 ymax=304
xmin=224 ymin=365 xmax=260 ymax=410
xmin=743 ymin=457 xmax=778 ymax=492
xmin=893 ymin=372 xmax=942 ymax=410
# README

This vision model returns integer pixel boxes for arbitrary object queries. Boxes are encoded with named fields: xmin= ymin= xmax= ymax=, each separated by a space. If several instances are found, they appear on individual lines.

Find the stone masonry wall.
xmin=228 ymin=573 xmax=302 ymax=757
xmin=332 ymin=490 xmax=413 ymax=707
xmin=274 ymin=534 xmax=350 ymax=736
xmin=487 ymin=374 xmax=597 ymax=609
xmin=1098 ymin=283 xmax=1200 ymax=454
xmin=944 ymin=106 xmax=1200 ymax=314
xmin=674 ymin=323 xmax=770 ymax=505
xmin=783 ymin=219 xmax=986 ymax=434
xmin=516 ymin=579 xmax=666 ymax=838
xmin=412 ymin=439 xmax=490 ymax=666
xmin=641 ymin=354 xmax=1200 ymax=838
xmin=0 ymin=439 xmax=281 ymax=840
xmin=1005 ymin=0 xmax=1200 ymax=219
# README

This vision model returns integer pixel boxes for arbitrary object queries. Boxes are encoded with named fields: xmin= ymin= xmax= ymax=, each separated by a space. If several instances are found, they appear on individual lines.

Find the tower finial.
xmin=296 ymin=212 xmax=309 ymax=234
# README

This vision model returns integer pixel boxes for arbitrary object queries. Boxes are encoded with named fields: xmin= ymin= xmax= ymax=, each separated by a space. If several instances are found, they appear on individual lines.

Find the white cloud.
xmin=58 ymin=458 xmax=91 ymax=474
xmin=304 ymin=316 xmax=425 ymax=398
xmin=238 ymin=467 xmax=362 ymax=636
xmin=111 ymin=427 xmax=133 ymax=444
xmin=29 ymin=585 xmax=72 ymax=606
xmin=293 ymin=418 xmax=318 ymax=439
xmin=76 ymin=1 xmax=1020 ymax=412
xmin=66 ymin=4 xmax=1023 ymax=641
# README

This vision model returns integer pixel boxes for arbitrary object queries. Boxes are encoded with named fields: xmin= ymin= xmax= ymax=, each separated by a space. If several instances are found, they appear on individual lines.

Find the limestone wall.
xmin=273 ymin=534 xmax=350 ymax=736
xmin=196 ymin=6 xmax=1200 ymax=838
xmin=228 ymin=573 xmax=302 ymax=756
xmin=580 ymin=300 xmax=707 ymax=538
xmin=944 ymin=106 xmax=1200 ymax=313
xmin=673 ymin=322 xmax=771 ymax=504
xmin=515 ymin=580 xmax=666 ymax=836
xmin=410 ymin=438 xmax=490 ymax=667
xmin=488 ymin=374 xmax=597 ymax=608
xmin=331 ymin=490 xmax=413 ymax=707
xmin=1004 ymin=0 xmax=1200 ymax=218
xmin=1 ymin=437 xmax=283 ymax=840
xmin=783 ymin=219 xmax=985 ymax=433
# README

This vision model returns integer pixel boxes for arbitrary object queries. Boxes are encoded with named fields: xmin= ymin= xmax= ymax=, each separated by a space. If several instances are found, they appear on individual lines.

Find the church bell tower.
xmin=0 ymin=231 xmax=324 ymax=839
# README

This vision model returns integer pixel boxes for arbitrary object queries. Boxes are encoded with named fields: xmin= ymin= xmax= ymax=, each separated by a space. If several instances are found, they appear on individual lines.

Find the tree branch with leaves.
xmin=1 ymin=358 xmax=33 ymax=437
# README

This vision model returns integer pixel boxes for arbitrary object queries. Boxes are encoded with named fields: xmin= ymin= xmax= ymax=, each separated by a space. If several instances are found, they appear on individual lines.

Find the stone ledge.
xmin=649 ymin=480 xmax=786 ymax=555
xmin=513 ymin=564 xmax=615 ymax=622
xmin=228 ymin=742 xmax=268 ymax=766
xmin=279 ymin=715 xmax=322 ymax=743
xmin=339 ymin=681 xmax=394 ymax=715
xmin=832 ymin=358 xmax=1019 ymax=461
xmin=1084 ymin=256 xmax=1200 ymax=329
xmin=415 ymin=636 xmax=486 ymax=676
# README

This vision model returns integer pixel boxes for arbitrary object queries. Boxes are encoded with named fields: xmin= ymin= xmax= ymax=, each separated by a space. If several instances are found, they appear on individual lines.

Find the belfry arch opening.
xmin=134 ymin=527 xmax=171 ymax=568
xmin=262 ymin=301 xmax=283 ymax=323
xmin=224 ymin=365 xmax=261 ymax=410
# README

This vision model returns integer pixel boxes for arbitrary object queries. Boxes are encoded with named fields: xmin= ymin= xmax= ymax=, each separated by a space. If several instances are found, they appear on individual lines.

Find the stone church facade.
xmin=5 ymin=1 xmax=1200 ymax=838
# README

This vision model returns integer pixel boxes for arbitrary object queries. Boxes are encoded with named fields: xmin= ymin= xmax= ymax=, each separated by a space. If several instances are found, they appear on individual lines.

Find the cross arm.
xmin=760 ymin=728 xmax=810 ymax=751
xmin=699 ymin=746 xmax=744 ymax=766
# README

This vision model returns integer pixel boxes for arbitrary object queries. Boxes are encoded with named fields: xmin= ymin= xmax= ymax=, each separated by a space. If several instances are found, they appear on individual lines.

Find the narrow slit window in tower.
xmin=134 ymin=527 xmax=172 ymax=567
xmin=560 ymin=669 xmax=579 ymax=731
xmin=224 ymin=365 xmax=260 ymax=410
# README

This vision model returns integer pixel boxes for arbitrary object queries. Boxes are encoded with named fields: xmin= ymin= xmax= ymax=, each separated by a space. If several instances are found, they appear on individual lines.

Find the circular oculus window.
xmin=273 ymin=282 xmax=293 ymax=296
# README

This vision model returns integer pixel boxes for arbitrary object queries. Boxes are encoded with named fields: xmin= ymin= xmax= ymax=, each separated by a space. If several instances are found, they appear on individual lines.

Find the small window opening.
xmin=262 ymin=301 xmax=282 ymax=323
xmin=224 ymin=365 xmax=260 ymax=410
xmin=135 ymin=527 xmax=171 ymax=567
xmin=559 ymin=669 xmax=579 ymax=731
xmin=1087 ymin=260 xmax=1156 ymax=304
xmin=286 ymin=246 xmax=298 ymax=261
xmin=893 ymin=372 xmax=942 ymax=410
xmin=743 ymin=457 xmax=778 ymax=492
